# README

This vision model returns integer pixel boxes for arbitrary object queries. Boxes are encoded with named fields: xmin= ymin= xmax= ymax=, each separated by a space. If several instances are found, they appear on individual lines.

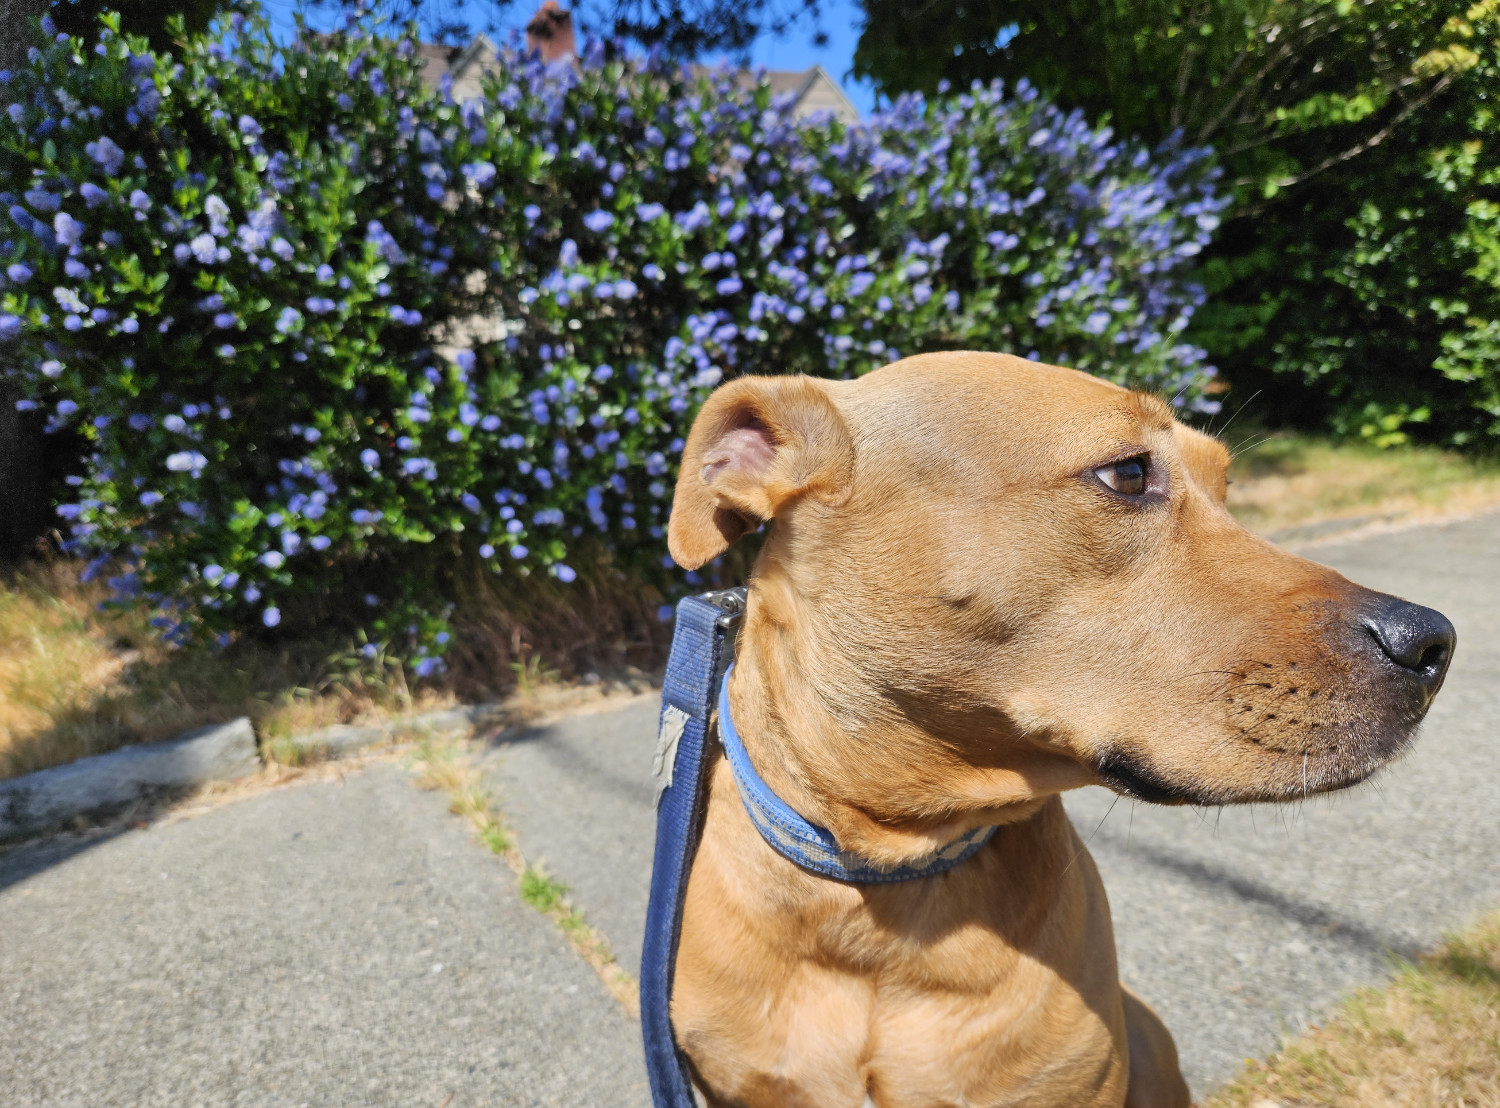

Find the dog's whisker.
xmin=1238 ymin=713 xmax=1277 ymax=735
xmin=1212 ymin=389 xmax=1261 ymax=442
xmin=1229 ymin=432 xmax=1277 ymax=459
xmin=1058 ymin=797 xmax=1120 ymax=881
xmin=1058 ymin=843 xmax=1090 ymax=880
xmin=1223 ymin=680 xmax=1275 ymax=694
xmin=1087 ymin=795 xmax=1121 ymax=846
xmin=1170 ymin=668 xmax=1247 ymax=682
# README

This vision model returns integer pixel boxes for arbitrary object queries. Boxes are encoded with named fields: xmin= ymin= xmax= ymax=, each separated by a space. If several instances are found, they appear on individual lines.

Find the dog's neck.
xmin=727 ymin=582 xmax=1069 ymax=869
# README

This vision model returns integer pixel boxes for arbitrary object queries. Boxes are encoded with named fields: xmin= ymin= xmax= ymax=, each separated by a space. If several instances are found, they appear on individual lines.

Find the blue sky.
xmin=260 ymin=0 xmax=877 ymax=114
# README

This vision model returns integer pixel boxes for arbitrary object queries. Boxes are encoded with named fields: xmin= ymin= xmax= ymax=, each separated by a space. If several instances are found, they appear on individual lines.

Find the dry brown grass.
xmin=0 ymin=561 xmax=453 ymax=780
xmin=0 ymin=534 xmax=682 ymax=781
xmin=1226 ymin=432 xmax=1500 ymax=538
xmin=435 ymin=538 xmax=683 ymax=702
xmin=1205 ymin=911 xmax=1500 ymax=1108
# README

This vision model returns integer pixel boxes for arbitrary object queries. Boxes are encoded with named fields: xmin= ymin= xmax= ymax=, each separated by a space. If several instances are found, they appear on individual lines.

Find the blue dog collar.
xmin=717 ymin=664 xmax=997 ymax=884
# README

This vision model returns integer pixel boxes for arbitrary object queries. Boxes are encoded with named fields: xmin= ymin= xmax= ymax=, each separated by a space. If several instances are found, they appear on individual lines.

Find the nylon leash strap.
xmin=641 ymin=587 xmax=746 ymax=1108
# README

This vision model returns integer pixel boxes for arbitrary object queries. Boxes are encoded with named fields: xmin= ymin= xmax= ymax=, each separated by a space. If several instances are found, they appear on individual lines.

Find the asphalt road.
xmin=2 ymin=511 xmax=1497 ymax=1104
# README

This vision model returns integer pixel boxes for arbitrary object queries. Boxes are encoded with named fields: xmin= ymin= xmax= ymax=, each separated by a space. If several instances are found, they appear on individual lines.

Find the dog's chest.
xmin=677 ymin=974 xmax=1126 ymax=1108
xmin=673 ymin=768 xmax=1133 ymax=1106
xmin=675 ymin=838 xmax=1126 ymax=1106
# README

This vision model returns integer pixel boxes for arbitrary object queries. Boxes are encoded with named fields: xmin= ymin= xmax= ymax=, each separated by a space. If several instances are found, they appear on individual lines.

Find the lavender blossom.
xmin=53 ymin=212 xmax=83 ymax=245
xmin=85 ymin=136 xmax=124 ymax=174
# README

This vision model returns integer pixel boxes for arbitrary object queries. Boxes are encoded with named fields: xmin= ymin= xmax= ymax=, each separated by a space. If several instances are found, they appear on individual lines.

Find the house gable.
xmin=414 ymin=6 xmax=858 ymax=123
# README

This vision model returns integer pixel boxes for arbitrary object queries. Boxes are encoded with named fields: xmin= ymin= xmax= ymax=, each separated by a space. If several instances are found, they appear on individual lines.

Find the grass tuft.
xmin=510 ymin=652 xmax=562 ymax=698
xmin=478 ymin=822 xmax=512 ymax=855
xmin=519 ymin=867 xmax=570 ymax=915
xmin=1206 ymin=910 xmax=1500 ymax=1108
xmin=411 ymin=730 xmax=639 ymax=1014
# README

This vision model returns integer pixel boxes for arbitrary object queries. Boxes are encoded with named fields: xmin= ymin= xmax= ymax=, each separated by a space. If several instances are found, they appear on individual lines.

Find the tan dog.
xmin=664 ymin=352 xmax=1454 ymax=1107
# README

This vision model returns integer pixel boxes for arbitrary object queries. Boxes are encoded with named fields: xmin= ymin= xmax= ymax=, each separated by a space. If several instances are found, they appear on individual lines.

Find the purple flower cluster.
xmin=0 ymin=10 xmax=1224 ymax=666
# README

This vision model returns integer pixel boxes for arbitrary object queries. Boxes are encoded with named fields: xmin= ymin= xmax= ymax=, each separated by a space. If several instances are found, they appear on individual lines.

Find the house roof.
xmin=450 ymin=34 xmax=500 ymax=84
xmin=763 ymin=65 xmax=858 ymax=123
xmin=415 ymin=34 xmax=859 ymax=122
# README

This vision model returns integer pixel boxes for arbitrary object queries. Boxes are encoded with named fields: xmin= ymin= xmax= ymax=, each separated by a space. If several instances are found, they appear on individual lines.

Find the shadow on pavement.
xmin=0 ymin=824 xmax=131 ymax=895
xmin=1091 ymin=826 xmax=1422 ymax=962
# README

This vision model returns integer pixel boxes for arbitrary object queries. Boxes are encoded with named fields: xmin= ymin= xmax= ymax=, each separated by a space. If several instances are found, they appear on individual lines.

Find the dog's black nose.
xmin=1362 ymin=595 xmax=1455 ymax=689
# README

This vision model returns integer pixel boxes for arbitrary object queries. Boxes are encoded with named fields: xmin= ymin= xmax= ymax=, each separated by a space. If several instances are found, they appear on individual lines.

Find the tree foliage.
xmin=291 ymin=0 xmax=826 ymax=54
xmin=856 ymin=1 xmax=1475 ymax=189
xmin=1193 ymin=1 xmax=1500 ymax=445
xmin=596 ymin=0 xmax=825 ymax=55
xmin=49 ymin=0 xmax=232 ymax=51
xmin=299 ymin=0 xmax=518 ymax=46
xmin=855 ymin=0 xmax=1500 ymax=446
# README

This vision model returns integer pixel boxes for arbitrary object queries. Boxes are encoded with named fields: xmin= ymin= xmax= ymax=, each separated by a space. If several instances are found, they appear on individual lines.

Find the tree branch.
xmin=1229 ymin=70 xmax=1457 ymax=213
xmin=1194 ymin=5 xmax=1374 ymax=148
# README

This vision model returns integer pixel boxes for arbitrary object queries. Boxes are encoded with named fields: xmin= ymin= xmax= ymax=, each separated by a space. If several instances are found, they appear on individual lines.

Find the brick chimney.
xmin=525 ymin=1 xmax=576 ymax=63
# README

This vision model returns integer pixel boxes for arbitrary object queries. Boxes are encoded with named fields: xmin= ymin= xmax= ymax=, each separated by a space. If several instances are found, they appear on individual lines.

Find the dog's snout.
xmin=1362 ymin=595 xmax=1456 ymax=689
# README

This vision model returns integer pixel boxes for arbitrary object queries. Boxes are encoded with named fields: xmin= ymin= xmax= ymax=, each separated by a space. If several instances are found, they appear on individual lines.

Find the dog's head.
xmin=669 ymin=354 xmax=1453 ymax=853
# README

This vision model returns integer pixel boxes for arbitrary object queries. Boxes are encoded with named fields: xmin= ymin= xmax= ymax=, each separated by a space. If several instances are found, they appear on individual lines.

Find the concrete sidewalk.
xmin=1 ymin=511 xmax=1496 ymax=1104
xmin=0 ymin=766 xmax=649 ymax=1108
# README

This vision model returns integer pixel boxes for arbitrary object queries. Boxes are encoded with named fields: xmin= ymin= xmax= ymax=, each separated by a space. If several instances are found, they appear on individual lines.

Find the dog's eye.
xmin=1096 ymin=456 xmax=1149 ymax=496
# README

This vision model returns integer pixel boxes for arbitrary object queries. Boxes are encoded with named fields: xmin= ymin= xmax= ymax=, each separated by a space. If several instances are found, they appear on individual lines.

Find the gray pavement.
xmin=0 ymin=765 xmax=650 ymax=1108
xmin=1 ymin=511 xmax=1496 ymax=1104
xmin=482 ymin=697 xmax=662 ymax=981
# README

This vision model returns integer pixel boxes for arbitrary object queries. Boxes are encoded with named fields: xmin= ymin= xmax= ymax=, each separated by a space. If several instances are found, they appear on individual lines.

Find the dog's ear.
xmin=668 ymin=374 xmax=853 ymax=569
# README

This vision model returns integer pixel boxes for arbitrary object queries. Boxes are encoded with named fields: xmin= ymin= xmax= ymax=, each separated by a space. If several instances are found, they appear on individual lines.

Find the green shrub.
xmin=1175 ymin=0 xmax=1500 ymax=449
xmin=849 ymin=0 xmax=1500 ymax=450
xmin=1192 ymin=17 xmax=1500 ymax=450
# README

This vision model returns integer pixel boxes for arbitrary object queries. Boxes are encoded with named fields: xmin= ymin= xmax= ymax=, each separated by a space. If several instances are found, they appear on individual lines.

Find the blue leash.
xmin=641 ymin=587 xmax=998 ymax=1106
xmin=641 ymin=587 xmax=747 ymax=1108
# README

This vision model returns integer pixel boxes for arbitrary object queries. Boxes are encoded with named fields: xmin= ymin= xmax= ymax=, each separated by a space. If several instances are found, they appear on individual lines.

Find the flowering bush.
xmin=0 ymin=10 xmax=1224 ymax=668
